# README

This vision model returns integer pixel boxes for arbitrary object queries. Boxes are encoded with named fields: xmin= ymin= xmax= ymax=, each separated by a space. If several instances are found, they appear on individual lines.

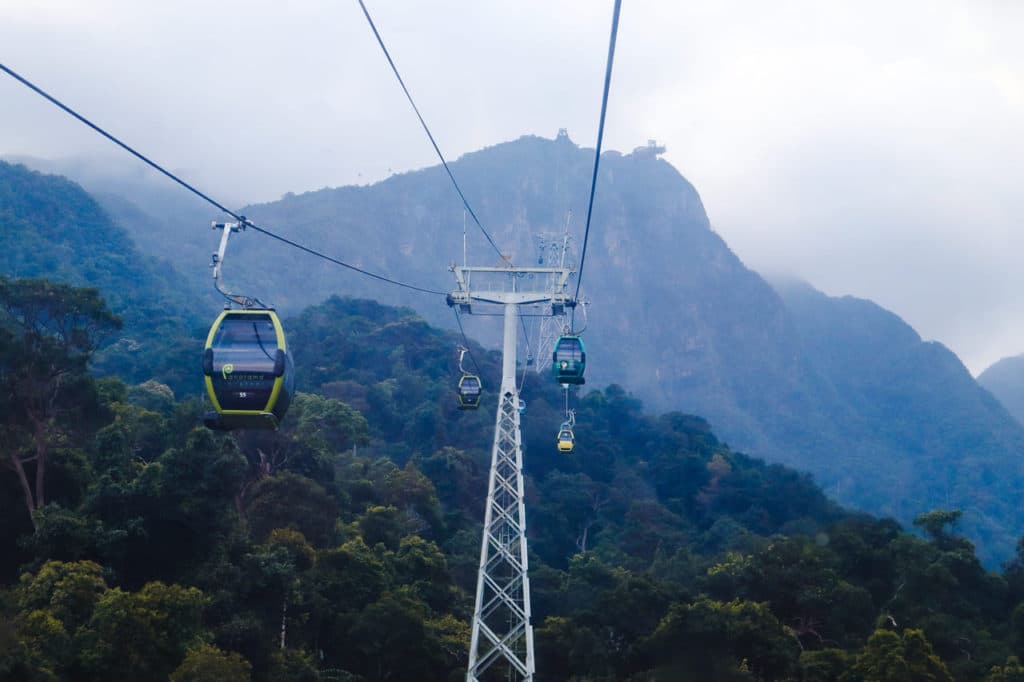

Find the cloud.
xmin=2 ymin=0 xmax=1023 ymax=372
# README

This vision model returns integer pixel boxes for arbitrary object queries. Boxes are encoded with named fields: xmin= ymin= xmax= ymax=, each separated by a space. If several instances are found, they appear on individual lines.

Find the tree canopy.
xmin=1 ymin=282 xmax=1022 ymax=681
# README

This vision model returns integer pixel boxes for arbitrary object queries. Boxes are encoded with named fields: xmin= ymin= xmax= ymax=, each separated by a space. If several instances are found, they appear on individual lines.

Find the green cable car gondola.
xmin=202 ymin=309 xmax=294 ymax=430
xmin=457 ymin=374 xmax=482 ymax=410
xmin=553 ymin=335 xmax=586 ymax=385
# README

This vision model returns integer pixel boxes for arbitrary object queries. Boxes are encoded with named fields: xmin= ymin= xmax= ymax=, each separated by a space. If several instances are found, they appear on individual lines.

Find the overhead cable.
xmin=0 ymin=62 xmax=445 ymax=297
xmin=356 ymin=0 xmax=505 ymax=260
xmin=574 ymin=0 xmax=622 ymax=305
xmin=518 ymin=316 xmax=534 ymax=392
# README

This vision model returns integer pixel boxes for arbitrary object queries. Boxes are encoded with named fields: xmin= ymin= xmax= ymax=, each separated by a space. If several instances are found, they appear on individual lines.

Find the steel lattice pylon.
xmin=449 ymin=264 xmax=575 ymax=682
xmin=467 ymin=381 xmax=533 ymax=681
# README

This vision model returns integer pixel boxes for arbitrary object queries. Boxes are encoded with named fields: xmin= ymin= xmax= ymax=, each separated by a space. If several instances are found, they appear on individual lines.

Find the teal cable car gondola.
xmin=457 ymin=374 xmax=482 ymax=410
xmin=202 ymin=309 xmax=294 ymax=430
xmin=553 ymin=335 xmax=586 ymax=385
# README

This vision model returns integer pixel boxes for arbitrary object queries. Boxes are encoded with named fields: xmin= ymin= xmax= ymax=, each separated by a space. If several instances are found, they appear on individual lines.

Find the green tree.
xmin=17 ymin=560 xmax=107 ymax=632
xmin=308 ymin=537 xmax=392 ymax=671
xmin=265 ymin=648 xmax=322 ymax=682
xmin=849 ymin=628 xmax=953 ymax=682
xmin=348 ymin=589 xmax=447 ymax=681
xmin=536 ymin=471 xmax=610 ymax=556
xmin=800 ymin=648 xmax=853 ymax=682
xmin=242 ymin=528 xmax=315 ymax=651
xmin=358 ymin=505 xmax=404 ymax=551
xmin=988 ymin=656 xmax=1024 ymax=681
xmin=16 ymin=610 xmax=70 ymax=676
xmin=126 ymin=379 xmax=176 ymax=416
xmin=382 ymin=461 xmax=444 ymax=536
xmin=75 ymin=581 xmax=207 ymax=680
xmin=169 ymin=644 xmax=252 ymax=682
xmin=914 ymin=510 xmax=964 ymax=549
xmin=393 ymin=535 xmax=454 ymax=610
xmin=142 ymin=429 xmax=247 ymax=583
xmin=289 ymin=392 xmax=369 ymax=454
xmin=535 ymin=615 xmax=606 ymax=682
xmin=643 ymin=596 xmax=799 ymax=680
xmin=247 ymin=472 xmax=337 ymax=547
xmin=0 ymin=278 xmax=120 ymax=528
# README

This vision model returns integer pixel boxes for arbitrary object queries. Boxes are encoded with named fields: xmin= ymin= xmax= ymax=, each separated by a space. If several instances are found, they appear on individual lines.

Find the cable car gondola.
xmin=553 ymin=335 xmax=586 ymax=385
xmin=202 ymin=308 xmax=294 ymax=430
xmin=455 ymin=346 xmax=482 ymax=410
xmin=457 ymin=374 xmax=482 ymax=410
xmin=557 ymin=427 xmax=575 ymax=453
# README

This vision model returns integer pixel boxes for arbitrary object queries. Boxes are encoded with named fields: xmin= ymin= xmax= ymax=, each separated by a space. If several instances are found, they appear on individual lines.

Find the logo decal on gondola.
xmin=222 ymin=363 xmax=234 ymax=380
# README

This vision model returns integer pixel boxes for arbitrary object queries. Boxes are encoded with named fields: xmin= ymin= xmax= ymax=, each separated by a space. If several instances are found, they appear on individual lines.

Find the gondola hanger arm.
xmin=211 ymin=219 xmax=263 ymax=308
xmin=211 ymin=219 xmax=245 ymax=283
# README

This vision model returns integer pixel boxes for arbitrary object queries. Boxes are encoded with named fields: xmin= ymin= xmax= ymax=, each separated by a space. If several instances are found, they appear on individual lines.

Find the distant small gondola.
xmin=457 ymin=374 xmax=482 ymax=410
xmin=557 ymin=428 xmax=575 ymax=453
xmin=202 ymin=309 xmax=294 ymax=430
xmin=553 ymin=335 xmax=586 ymax=385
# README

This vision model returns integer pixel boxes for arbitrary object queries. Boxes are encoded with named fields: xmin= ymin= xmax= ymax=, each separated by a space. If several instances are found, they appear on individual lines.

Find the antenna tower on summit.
xmin=448 ymin=258 xmax=577 ymax=682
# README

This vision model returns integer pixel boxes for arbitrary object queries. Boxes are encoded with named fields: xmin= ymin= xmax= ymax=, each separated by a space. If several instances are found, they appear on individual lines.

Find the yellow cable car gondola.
xmin=202 ymin=308 xmax=293 ymax=430
xmin=557 ymin=427 xmax=575 ymax=453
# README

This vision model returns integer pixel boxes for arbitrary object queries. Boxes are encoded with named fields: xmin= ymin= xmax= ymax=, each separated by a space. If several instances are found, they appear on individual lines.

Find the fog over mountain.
xmin=3 ymin=1 xmax=1024 ymax=375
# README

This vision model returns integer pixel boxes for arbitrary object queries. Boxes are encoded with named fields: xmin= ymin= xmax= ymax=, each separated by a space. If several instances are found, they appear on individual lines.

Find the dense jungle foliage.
xmin=3 ymin=281 xmax=1024 ymax=681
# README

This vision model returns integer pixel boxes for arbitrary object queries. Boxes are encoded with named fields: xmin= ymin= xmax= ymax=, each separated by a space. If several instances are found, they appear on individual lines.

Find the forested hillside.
xmin=774 ymin=279 xmax=1024 ymax=564
xmin=7 ymin=151 xmax=1024 ymax=680
xmin=4 ymin=281 xmax=1024 ymax=680
xmin=15 ymin=141 xmax=1024 ymax=566
xmin=0 ymin=161 xmax=212 ymax=393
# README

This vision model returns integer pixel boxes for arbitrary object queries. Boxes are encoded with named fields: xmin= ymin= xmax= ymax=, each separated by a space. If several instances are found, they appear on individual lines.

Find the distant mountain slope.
xmin=237 ymin=137 xmax=1024 ymax=563
xmin=0 ymin=161 xmax=206 ymax=395
xmin=10 ymin=139 xmax=1024 ymax=564
xmin=774 ymin=278 xmax=1024 ymax=562
xmin=979 ymin=355 xmax=1024 ymax=426
xmin=2 ymin=153 xmax=216 ymax=273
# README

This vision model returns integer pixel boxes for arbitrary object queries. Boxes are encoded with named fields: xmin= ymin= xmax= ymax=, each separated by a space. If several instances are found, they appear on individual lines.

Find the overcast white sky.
xmin=2 ymin=1 xmax=1023 ymax=374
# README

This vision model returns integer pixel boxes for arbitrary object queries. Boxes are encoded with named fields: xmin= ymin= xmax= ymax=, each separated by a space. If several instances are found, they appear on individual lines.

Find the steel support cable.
xmin=517 ymin=316 xmax=533 ymax=393
xmin=355 ymin=0 xmax=504 ymax=260
xmin=453 ymin=307 xmax=483 ymax=375
xmin=0 ymin=61 xmax=446 ymax=297
xmin=243 ymin=226 xmax=446 ymax=295
xmin=573 ymin=0 xmax=623 ymax=313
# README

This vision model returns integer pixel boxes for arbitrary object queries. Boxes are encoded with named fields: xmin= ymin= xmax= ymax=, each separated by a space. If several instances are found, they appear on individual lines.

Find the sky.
xmin=2 ymin=0 xmax=1023 ymax=374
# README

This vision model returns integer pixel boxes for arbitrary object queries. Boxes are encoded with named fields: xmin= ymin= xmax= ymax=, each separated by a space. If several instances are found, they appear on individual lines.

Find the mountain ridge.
xmin=979 ymin=354 xmax=1024 ymax=427
xmin=7 ymin=137 xmax=1024 ymax=564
